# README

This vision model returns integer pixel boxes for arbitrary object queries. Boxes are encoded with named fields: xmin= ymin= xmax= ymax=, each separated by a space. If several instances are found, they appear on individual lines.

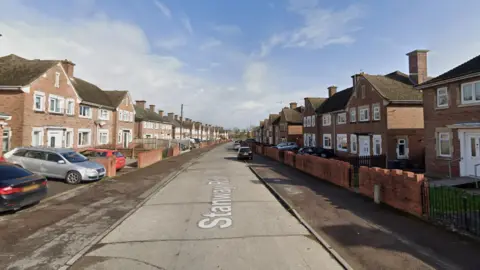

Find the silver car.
xmin=3 ymin=147 xmax=106 ymax=184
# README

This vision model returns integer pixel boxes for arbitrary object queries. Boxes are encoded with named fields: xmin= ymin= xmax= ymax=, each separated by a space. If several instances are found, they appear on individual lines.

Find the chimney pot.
xmin=407 ymin=49 xmax=429 ymax=85
xmin=289 ymin=102 xmax=297 ymax=109
xmin=168 ymin=112 xmax=174 ymax=121
xmin=149 ymin=104 xmax=155 ymax=112
xmin=135 ymin=100 xmax=146 ymax=109
xmin=328 ymin=86 xmax=337 ymax=98
xmin=158 ymin=110 xmax=164 ymax=117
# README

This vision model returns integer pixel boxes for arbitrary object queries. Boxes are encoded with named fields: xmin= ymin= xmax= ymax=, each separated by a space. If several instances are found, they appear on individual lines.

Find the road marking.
xmin=197 ymin=177 xmax=235 ymax=229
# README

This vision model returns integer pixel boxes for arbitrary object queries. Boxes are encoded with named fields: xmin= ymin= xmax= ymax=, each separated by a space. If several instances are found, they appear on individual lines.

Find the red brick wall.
xmin=91 ymin=156 xmax=116 ymax=177
xmin=283 ymin=151 xmax=296 ymax=167
xmin=0 ymin=91 xmax=24 ymax=150
xmin=255 ymin=145 xmax=264 ymax=155
xmin=359 ymin=166 xmax=425 ymax=216
xmin=137 ymin=148 xmax=163 ymax=168
xmin=295 ymin=154 xmax=352 ymax=188
xmin=264 ymin=147 xmax=281 ymax=161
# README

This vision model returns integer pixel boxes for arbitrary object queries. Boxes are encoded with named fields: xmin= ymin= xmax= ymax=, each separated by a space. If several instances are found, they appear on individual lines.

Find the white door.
xmin=396 ymin=138 xmax=409 ymax=159
xmin=465 ymin=133 xmax=480 ymax=176
xmin=358 ymin=136 xmax=370 ymax=156
xmin=47 ymin=130 xmax=63 ymax=148
xmin=123 ymin=131 xmax=129 ymax=148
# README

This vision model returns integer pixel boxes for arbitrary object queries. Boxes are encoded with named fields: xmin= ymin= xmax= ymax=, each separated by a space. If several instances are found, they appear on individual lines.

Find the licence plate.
xmin=22 ymin=184 xmax=40 ymax=192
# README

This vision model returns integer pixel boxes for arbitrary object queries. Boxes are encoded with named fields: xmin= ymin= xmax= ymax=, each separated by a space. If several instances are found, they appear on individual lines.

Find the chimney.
xmin=289 ymin=102 xmax=297 ymax=109
xmin=158 ymin=110 xmax=164 ymax=117
xmin=175 ymin=114 xmax=178 ymax=121
xmin=407 ymin=49 xmax=429 ymax=85
xmin=168 ymin=112 xmax=174 ymax=121
xmin=135 ymin=100 xmax=146 ymax=109
xmin=149 ymin=104 xmax=155 ymax=112
xmin=61 ymin=59 xmax=75 ymax=78
xmin=328 ymin=86 xmax=337 ymax=98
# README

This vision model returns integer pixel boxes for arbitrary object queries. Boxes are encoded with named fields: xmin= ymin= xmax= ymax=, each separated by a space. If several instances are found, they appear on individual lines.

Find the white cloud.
xmin=200 ymin=38 xmax=222 ymax=50
xmin=181 ymin=15 xmax=193 ymax=35
xmin=259 ymin=0 xmax=363 ymax=57
xmin=212 ymin=24 xmax=242 ymax=35
xmin=243 ymin=61 xmax=270 ymax=94
xmin=153 ymin=0 xmax=172 ymax=19
xmin=155 ymin=36 xmax=187 ymax=50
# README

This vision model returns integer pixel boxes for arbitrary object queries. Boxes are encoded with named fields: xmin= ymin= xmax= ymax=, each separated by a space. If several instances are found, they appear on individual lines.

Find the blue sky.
xmin=1 ymin=0 xmax=480 ymax=128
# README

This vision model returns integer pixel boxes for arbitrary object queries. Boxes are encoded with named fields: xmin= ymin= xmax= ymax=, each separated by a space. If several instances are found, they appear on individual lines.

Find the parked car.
xmin=3 ymin=147 xmax=106 ymax=185
xmin=311 ymin=147 xmax=335 ymax=158
xmin=297 ymin=147 xmax=316 ymax=155
xmin=80 ymin=149 xmax=126 ymax=171
xmin=0 ymin=162 xmax=48 ymax=212
xmin=237 ymin=147 xmax=253 ymax=160
xmin=245 ymin=138 xmax=256 ymax=143
xmin=233 ymin=142 xmax=241 ymax=150
xmin=277 ymin=142 xmax=299 ymax=151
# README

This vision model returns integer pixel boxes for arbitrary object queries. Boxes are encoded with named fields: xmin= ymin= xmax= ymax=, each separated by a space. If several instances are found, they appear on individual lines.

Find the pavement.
xmin=248 ymin=154 xmax=480 ymax=270
xmin=68 ymin=144 xmax=343 ymax=270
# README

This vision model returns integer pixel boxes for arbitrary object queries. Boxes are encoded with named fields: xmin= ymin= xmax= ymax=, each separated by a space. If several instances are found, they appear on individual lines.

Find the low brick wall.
xmin=359 ymin=167 xmax=425 ymax=217
xmin=264 ymin=147 xmax=281 ymax=161
xmin=283 ymin=151 xmax=296 ymax=167
xmin=255 ymin=145 xmax=264 ymax=155
xmin=138 ymin=148 xmax=164 ymax=168
xmin=91 ymin=156 xmax=116 ymax=177
xmin=295 ymin=155 xmax=351 ymax=188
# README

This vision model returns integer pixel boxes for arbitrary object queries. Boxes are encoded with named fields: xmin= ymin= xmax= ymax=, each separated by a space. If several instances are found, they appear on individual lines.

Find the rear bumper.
xmin=0 ymin=187 xmax=47 ymax=212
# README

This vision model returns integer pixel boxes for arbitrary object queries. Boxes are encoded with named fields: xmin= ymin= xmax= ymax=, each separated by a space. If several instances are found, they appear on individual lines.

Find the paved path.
xmin=69 ymin=144 xmax=342 ymax=270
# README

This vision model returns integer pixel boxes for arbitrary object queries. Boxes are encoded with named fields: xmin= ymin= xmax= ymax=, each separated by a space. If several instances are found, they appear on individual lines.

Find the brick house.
xmin=278 ymin=102 xmax=303 ymax=144
xmin=0 ymin=54 xmax=135 ymax=151
xmin=269 ymin=114 xmax=280 ymax=145
xmin=166 ymin=113 xmax=182 ymax=139
xmin=192 ymin=121 xmax=201 ymax=140
xmin=0 ymin=112 xmax=12 ymax=155
xmin=258 ymin=121 xmax=264 ymax=143
xmin=316 ymin=87 xmax=353 ymax=154
xmin=103 ymin=90 xmax=136 ymax=148
xmin=134 ymin=101 xmax=172 ymax=140
xmin=417 ymin=53 xmax=480 ymax=178
xmin=303 ymin=97 xmax=326 ymax=147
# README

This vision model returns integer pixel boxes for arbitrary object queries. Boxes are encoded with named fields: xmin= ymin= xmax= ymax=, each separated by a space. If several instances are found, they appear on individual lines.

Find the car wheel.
xmin=65 ymin=171 xmax=82 ymax=185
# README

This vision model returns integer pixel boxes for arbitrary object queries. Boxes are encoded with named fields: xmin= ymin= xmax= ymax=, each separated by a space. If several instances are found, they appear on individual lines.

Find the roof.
xmin=71 ymin=77 xmax=114 ymax=107
xmin=269 ymin=114 xmax=280 ymax=125
xmin=316 ymin=87 xmax=353 ymax=114
xmin=134 ymin=105 xmax=166 ymax=123
xmin=306 ymin=98 xmax=326 ymax=110
xmin=363 ymin=71 xmax=422 ymax=101
xmin=260 ymin=120 xmax=264 ymax=127
xmin=0 ymin=54 xmax=58 ymax=86
xmin=281 ymin=108 xmax=302 ymax=124
xmin=103 ymin=90 xmax=128 ymax=107
xmin=418 ymin=54 xmax=480 ymax=87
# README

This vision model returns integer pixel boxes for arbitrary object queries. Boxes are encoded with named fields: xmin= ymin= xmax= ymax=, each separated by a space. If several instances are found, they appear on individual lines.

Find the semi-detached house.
xmin=303 ymin=97 xmax=326 ymax=147
xmin=0 ymin=54 xmax=135 ymax=153
xmin=134 ymin=101 xmax=172 ymax=140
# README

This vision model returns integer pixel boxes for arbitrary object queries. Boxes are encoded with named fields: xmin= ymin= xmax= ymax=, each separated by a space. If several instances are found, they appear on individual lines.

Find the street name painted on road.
xmin=198 ymin=177 xmax=235 ymax=229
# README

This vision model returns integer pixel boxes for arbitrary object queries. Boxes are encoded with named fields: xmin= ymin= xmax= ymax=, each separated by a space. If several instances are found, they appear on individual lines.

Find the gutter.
xmin=81 ymin=101 xmax=115 ymax=110
xmin=389 ymin=100 xmax=423 ymax=105
xmin=0 ymin=85 xmax=22 ymax=90
xmin=416 ymin=72 xmax=480 ymax=89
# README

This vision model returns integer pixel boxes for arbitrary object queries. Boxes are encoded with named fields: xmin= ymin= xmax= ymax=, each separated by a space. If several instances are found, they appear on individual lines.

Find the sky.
xmin=0 ymin=0 xmax=479 ymax=129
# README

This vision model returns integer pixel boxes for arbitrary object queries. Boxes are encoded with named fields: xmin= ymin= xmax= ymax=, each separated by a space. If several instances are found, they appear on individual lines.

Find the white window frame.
xmin=79 ymin=105 xmax=92 ymax=118
xmin=359 ymin=107 xmax=369 ymax=122
xmin=31 ymin=127 xmax=44 ymax=146
xmin=66 ymin=98 xmax=75 ymax=115
xmin=436 ymin=87 xmax=449 ymax=108
xmin=323 ymin=134 xmax=332 ymax=149
xmin=373 ymin=104 xmax=381 ymax=121
xmin=337 ymin=112 xmax=347 ymax=125
xmin=33 ymin=91 xmax=46 ymax=112
xmin=98 ymin=129 xmax=109 ymax=145
xmin=438 ymin=132 xmax=451 ymax=157
xmin=322 ymin=114 xmax=331 ymax=126
xmin=48 ymin=94 xmax=64 ymax=114
xmin=54 ymin=72 xmax=60 ymax=88
xmin=78 ymin=128 xmax=92 ymax=147
xmin=373 ymin=135 xmax=382 ymax=155
xmin=303 ymin=117 xmax=307 ymax=127
xmin=350 ymin=108 xmax=356 ymax=122
xmin=397 ymin=138 xmax=409 ymax=159
xmin=65 ymin=128 xmax=74 ymax=148
xmin=99 ymin=109 xmax=110 ymax=120
xmin=312 ymin=133 xmax=316 ymax=146
xmin=117 ymin=131 xmax=122 ymax=143
xmin=461 ymin=81 xmax=480 ymax=104
xmin=312 ymin=115 xmax=316 ymax=127
xmin=336 ymin=134 xmax=348 ymax=152
xmin=350 ymin=134 xmax=357 ymax=153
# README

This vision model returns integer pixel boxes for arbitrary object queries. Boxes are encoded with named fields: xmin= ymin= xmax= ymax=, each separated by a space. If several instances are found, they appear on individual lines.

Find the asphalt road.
xmin=69 ymin=144 xmax=343 ymax=270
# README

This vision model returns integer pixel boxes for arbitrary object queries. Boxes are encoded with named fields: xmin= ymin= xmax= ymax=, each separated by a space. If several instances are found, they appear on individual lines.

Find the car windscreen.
xmin=0 ymin=164 xmax=33 ymax=182
xmin=61 ymin=152 xmax=88 ymax=163
xmin=114 ymin=152 xmax=124 ymax=158
xmin=239 ymin=148 xmax=250 ymax=153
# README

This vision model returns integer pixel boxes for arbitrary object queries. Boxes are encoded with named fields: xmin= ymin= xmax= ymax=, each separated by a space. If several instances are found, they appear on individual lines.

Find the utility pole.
xmin=180 ymin=104 xmax=184 ymax=139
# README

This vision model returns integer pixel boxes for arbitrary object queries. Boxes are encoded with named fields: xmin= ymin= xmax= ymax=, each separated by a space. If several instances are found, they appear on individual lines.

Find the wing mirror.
xmin=57 ymin=160 xmax=66 ymax=164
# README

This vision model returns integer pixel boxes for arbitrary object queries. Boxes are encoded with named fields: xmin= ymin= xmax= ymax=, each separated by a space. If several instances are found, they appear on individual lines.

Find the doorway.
xmin=47 ymin=130 xmax=63 ymax=148
xmin=123 ymin=131 xmax=130 ymax=148
xmin=396 ymin=137 xmax=409 ymax=159
xmin=358 ymin=136 xmax=370 ymax=156
xmin=465 ymin=133 xmax=480 ymax=176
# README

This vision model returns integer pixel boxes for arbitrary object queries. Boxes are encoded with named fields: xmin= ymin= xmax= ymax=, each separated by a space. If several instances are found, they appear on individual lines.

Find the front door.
xmin=465 ymin=133 xmax=480 ymax=176
xmin=358 ymin=136 xmax=370 ymax=156
xmin=396 ymin=138 xmax=409 ymax=159
xmin=123 ymin=131 xmax=129 ymax=148
xmin=47 ymin=130 xmax=63 ymax=148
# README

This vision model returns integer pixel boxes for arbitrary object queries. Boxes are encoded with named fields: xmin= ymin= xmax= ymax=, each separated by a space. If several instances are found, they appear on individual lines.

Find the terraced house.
xmin=303 ymin=97 xmax=326 ymax=147
xmin=134 ymin=101 xmax=172 ymax=140
xmin=278 ymin=103 xmax=303 ymax=144
xmin=0 ymin=54 xmax=135 ymax=152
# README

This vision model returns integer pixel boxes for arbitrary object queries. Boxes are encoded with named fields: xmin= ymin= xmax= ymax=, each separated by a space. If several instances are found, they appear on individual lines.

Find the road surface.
xmin=69 ymin=144 xmax=343 ymax=270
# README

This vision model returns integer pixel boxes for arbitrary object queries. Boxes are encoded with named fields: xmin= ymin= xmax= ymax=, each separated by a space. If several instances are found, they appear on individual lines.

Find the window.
xmin=312 ymin=134 xmax=316 ymax=146
xmin=322 ymin=114 xmax=331 ymax=126
xmin=118 ymin=131 xmax=122 ymax=143
xmin=337 ymin=113 xmax=347 ymax=124
xmin=48 ymin=95 xmax=64 ymax=113
xmin=350 ymin=134 xmax=357 ymax=153
xmin=397 ymin=138 xmax=408 ymax=159
xmin=33 ymin=91 xmax=45 ymax=111
xmin=337 ymin=134 xmax=348 ymax=151
xmin=438 ymin=132 xmax=451 ymax=157
xmin=79 ymin=105 xmax=92 ymax=118
xmin=303 ymin=117 xmax=307 ymax=127
xmin=65 ymin=130 xmax=73 ymax=148
xmin=54 ymin=72 xmax=60 ymax=88
xmin=359 ymin=107 xmax=369 ymax=122
xmin=437 ymin=87 xmax=448 ymax=108
xmin=31 ymin=128 xmax=44 ymax=146
xmin=323 ymin=134 xmax=332 ymax=149
xmin=66 ymin=99 xmax=75 ymax=115
xmin=461 ymin=81 xmax=480 ymax=104
xmin=306 ymin=116 xmax=311 ymax=127
xmin=373 ymin=135 xmax=382 ymax=155
xmin=312 ymin=115 xmax=316 ymax=127
xmin=46 ymin=153 xmax=63 ymax=163
xmin=2 ymin=129 xmax=10 ymax=153
xmin=361 ymin=85 xmax=366 ymax=99
xmin=78 ymin=129 xmax=91 ymax=146
xmin=98 ymin=129 xmax=109 ymax=145
xmin=373 ymin=104 xmax=381 ymax=121
xmin=350 ymin=108 xmax=356 ymax=122
xmin=99 ymin=109 xmax=109 ymax=120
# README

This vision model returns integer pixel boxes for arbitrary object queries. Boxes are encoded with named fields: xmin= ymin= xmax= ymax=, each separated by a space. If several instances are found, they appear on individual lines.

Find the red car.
xmin=80 ymin=149 xmax=126 ymax=170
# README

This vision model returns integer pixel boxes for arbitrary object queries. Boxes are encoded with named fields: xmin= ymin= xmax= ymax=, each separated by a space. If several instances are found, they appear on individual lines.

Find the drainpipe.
xmin=333 ymin=113 xmax=336 ymax=154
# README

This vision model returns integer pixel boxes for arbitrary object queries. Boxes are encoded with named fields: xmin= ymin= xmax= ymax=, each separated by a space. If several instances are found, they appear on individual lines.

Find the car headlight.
xmin=86 ymin=168 xmax=97 ymax=175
